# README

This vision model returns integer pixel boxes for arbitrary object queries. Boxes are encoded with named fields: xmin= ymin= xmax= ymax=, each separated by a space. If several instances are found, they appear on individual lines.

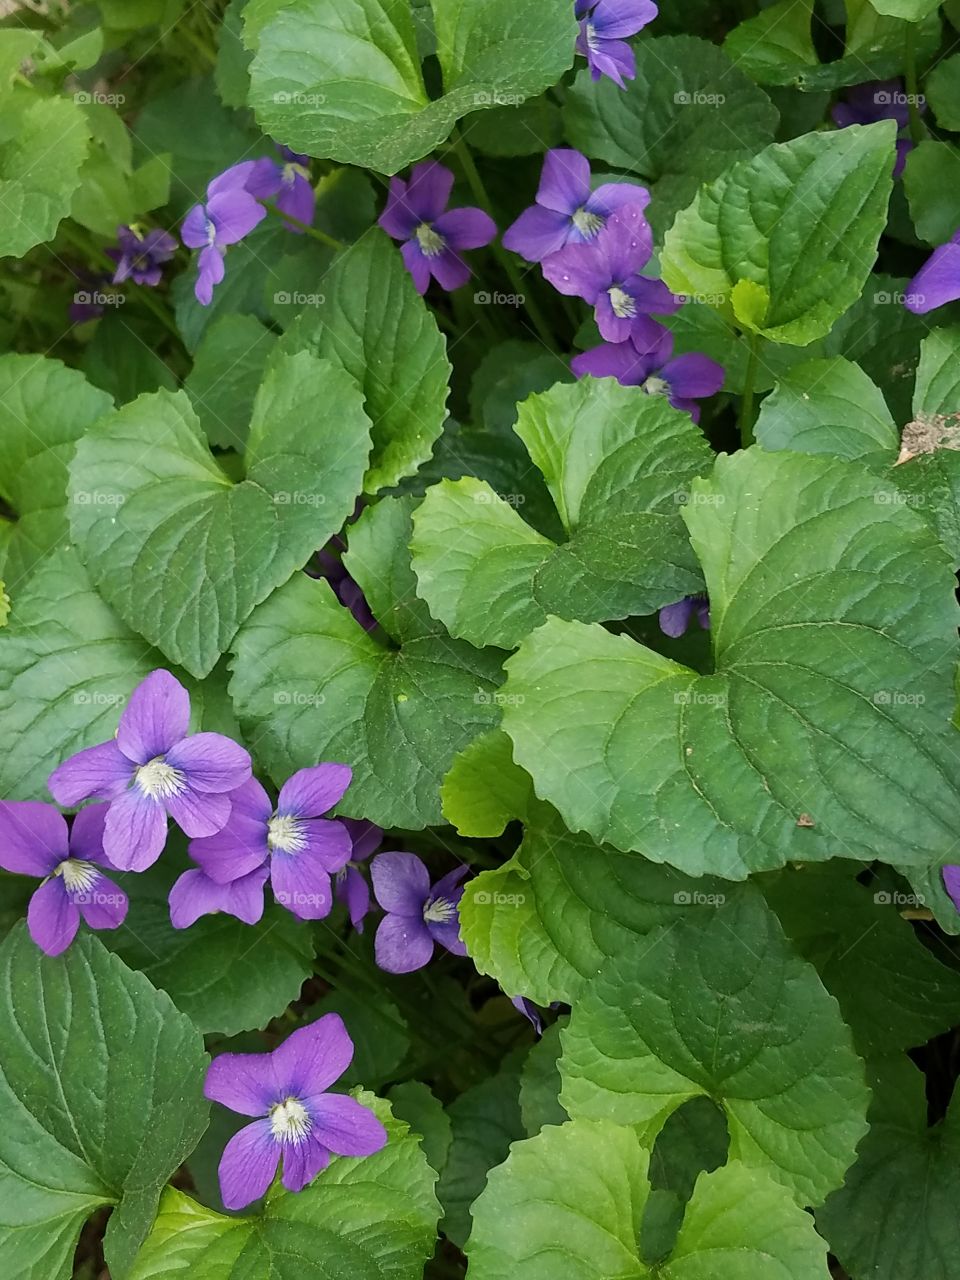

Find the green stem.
xmin=450 ymin=129 xmax=557 ymax=350
xmin=904 ymin=27 xmax=925 ymax=147
xmin=739 ymin=330 xmax=761 ymax=448
xmin=263 ymin=201 xmax=344 ymax=251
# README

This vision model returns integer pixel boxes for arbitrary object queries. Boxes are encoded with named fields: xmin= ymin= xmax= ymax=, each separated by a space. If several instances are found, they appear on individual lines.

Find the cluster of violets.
xmin=0 ymin=669 xmax=470 ymax=978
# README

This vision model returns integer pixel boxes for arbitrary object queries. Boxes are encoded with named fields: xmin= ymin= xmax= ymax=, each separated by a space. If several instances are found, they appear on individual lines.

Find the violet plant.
xmin=2 ymin=2 xmax=960 ymax=1279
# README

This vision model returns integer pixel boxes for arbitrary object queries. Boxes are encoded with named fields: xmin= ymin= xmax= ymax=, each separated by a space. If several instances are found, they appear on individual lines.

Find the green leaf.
xmin=412 ymin=379 xmax=714 ymax=649
xmin=0 ymin=926 xmax=208 ymax=1280
xmin=246 ymin=0 xmax=576 ymax=174
xmin=870 ymin=0 xmax=940 ymax=21
xmin=80 ymin=314 xmax=178 ymax=405
xmin=128 ymin=1095 xmax=440 ymax=1279
xmin=661 ymin=124 xmax=896 ymax=345
xmin=723 ymin=0 xmax=818 ymax=86
xmin=559 ymin=893 xmax=869 ymax=1206
xmin=0 ymin=549 xmax=180 ymax=801
xmin=754 ymin=357 xmax=899 ymax=465
xmin=441 ymin=729 xmax=534 ymax=837
xmin=0 ymin=95 xmax=89 ymax=258
xmin=69 ymin=355 xmax=372 ymax=677
xmin=926 ymin=53 xmax=960 ymax=130
xmin=903 ymin=141 xmax=960 ymax=246
xmin=912 ymin=324 xmax=960 ymax=420
xmin=229 ymin=496 xmax=505 ymax=828
xmin=460 ymin=819 xmax=734 ymax=1007
xmin=184 ymin=314 xmax=278 ymax=450
xmin=465 ymin=94 xmax=563 ymax=157
xmin=818 ymin=1057 xmax=960 ymax=1280
xmin=763 ymin=865 xmax=960 ymax=1055
xmin=0 ymin=355 xmax=112 ymax=597
xmin=501 ymin=449 xmax=960 ymax=877
xmin=519 ymin=1021 xmax=567 ymax=1135
xmin=388 ymin=1082 xmax=452 ymax=1175
xmin=467 ymin=1120 xmax=832 ymax=1279
xmin=280 ymin=233 xmax=450 ymax=492
xmin=563 ymin=37 xmax=778 ymax=236
xmin=216 ymin=0 xmax=252 ymax=108
xmin=316 ymin=988 xmax=411 ymax=1090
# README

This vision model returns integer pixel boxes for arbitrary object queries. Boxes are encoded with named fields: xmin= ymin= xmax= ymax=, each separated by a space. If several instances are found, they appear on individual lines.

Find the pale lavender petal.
xmin=571 ymin=341 xmax=648 ymax=384
xmin=400 ymin=239 xmax=431 ymax=294
xmin=594 ymin=0 xmax=658 ymax=38
xmin=661 ymin=352 xmax=725 ymax=398
xmin=403 ymin=160 xmax=455 ymax=223
xmin=103 ymin=789 xmax=168 ymax=871
xmin=630 ymin=316 xmax=675 ymax=360
xmin=587 ymin=37 xmax=637 ymax=87
xmin=536 ymin=148 xmax=590 ymax=214
xmin=277 ymin=763 xmax=352 ymax=819
xmin=375 ymin=911 xmax=435 ymax=973
xmin=599 ymin=204 xmax=653 ymax=281
xmin=48 ymin=740 xmax=131 ymax=806
xmin=196 ymin=245 xmax=225 ymax=305
xmin=943 ymin=865 xmax=960 ymax=911
xmin=659 ymin=597 xmax=697 ymax=638
xmin=169 ymin=865 xmax=268 ymax=928
xmin=512 ymin=996 xmax=544 ymax=1035
xmin=225 ymin=776 xmax=274 ymax=824
xmin=280 ymin=1136 xmax=331 ymax=1191
xmin=205 ymin=1046 xmax=280 ymax=1115
xmin=27 ymin=878 xmax=80 ymax=956
xmin=164 ymin=733 xmax=252 ymax=794
xmin=116 ymin=669 xmax=191 ymax=764
xmin=68 ymin=804 xmax=111 ymax=866
xmin=338 ymin=866 xmax=371 ymax=930
xmin=0 ymin=801 xmax=67 ymax=875
xmin=542 ymin=241 xmax=610 ymax=301
xmin=434 ymin=207 xmax=497 ymax=251
xmin=74 ymin=873 xmax=127 ymax=931
xmin=181 ymin=203 xmax=210 ymax=249
xmin=276 ymin=174 xmax=315 ymax=228
xmin=627 ymin=275 xmax=682 ymax=316
xmin=371 ymin=851 xmax=430 ymax=915
xmin=378 ymin=175 xmax=419 ymax=240
xmin=272 ymin=1012 xmax=354 ymax=1096
xmin=906 ymin=234 xmax=960 ymax=313
xmin=300 ymin=819 xmax=352 ymax=872
xmin=305 ymin=1092 xmax=388 ymax=1156
xmin=429 ymin=248 xmax=472 ymax=292
xmin=270 ymin=851 xmax=334 ymax=920
xmin=189 ymin=815 xmax=269 ymax=884
xmin=342 ymin=819 xmax=381 ymax=863
xmin=502 ymin=205 xmax=572 ymax=262
xmin=207 ymin=160 xmax=258 ymax=197
xmin=243 ymin=156 xmax=283 ymax=200
xmin=218 ymin=1119 xmax=280 ymax=1210
xmin=164 ymin=786 xmax=232 ymax=838
xmin=428 ymin=915 xmax=468 ymax=957
xmin=587 ymin=181 xmax=650 ymax=218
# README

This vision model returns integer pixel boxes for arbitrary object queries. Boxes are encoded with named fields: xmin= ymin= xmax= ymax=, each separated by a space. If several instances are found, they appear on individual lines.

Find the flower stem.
xmin=739 ymin=330 xmax=761 ymax=448
xmin=450 ymin=129 xmax=557 ymax=350
xmin=263 ymin=201 xmax=345 ymax=251
xmin=904 ymin=27 xmax=925 ymax=147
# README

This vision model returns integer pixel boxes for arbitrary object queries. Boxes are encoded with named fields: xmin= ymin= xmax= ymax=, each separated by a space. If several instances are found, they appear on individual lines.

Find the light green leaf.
xmin=519 ymin=1021 xmax=567 ymax=1135
xmin=755 ymin=357 xmax=899 ymax=464
xmin=69 ymin=355 xmax=372 ymax=677
xmin=559 ymin=893 xmax=870 ymax=1206
xmin=440 ymin=729 xmax=534 ymax=837
xmin=903 ymin=141 xmax=960 ymax=246
xmin=723 ymin=0 xmax=818 ymax=85
xmin=128 ymin=1095 xmax=439 ymax=1279
xmin=926 ymin=53 xmax=960 ymax=131
xmin=184 ymin=313 xmax=278 ymax=450
xmin=501 ymin=449 xmax=960 ymax=877
xmin=467 ymin=1120 xmax=832 ymax=1279
xmin=869 ymin=0 xmax=940 ymax=21
xmin=661 ymin=124 xmax=896 ymax=346
xmin=912 ymin=324 xmax=960 ymax=419
xmin=0 ymin=355 xmax=112 ymax=597
xmin=0 ymin=926 xmax=208 ymax=1280
xmin=280 ymin=233 xmax=450 ymax=492
xmin=0 ymin=95 xmax=89 ymax=258
xmin=229 ymin=497 xmax=504 ymax=828
xmin=246 ymin=0 xmax=576 ymax=174
xmin=388 ymin=1082 xmax=452 ymax=1175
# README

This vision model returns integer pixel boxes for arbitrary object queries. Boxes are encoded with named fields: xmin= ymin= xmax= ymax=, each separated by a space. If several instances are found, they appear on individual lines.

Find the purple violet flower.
xmin=511 ymin=995 xmax=545 ymax=1035
xmin=832 ymin=79 xmax=919 ymax=178
xmin=245 ymin=145 xmax=315 ymax=232
xmin=575 ymin=0 xmax=658 ymax=88
xmin=186 ymin=765 xmax=353 ymax=922
xmin=371 ymin=852 xmax=469 ymax=974
xmin=335 ymin=819 xmax=382 ymax=932
xmin=502 ymin=148 xmax=649 ymax=263
xmin=169 ymin=864 xmax=269 ymax=929
xmin=944 ymin=866 xmax=960 ymax=913
xmin=905 ymin=227 xmax=960 ymax=314
xmin=48 ymin=669 xmax=252 ymax=874
xmin=181 ymin=161 xmax=268 ymax=305
xmin=571 ymin=330 xmax=724 ymax=422
xmin=378 ymin=161 xmax=497 ymax=295
xmin=106 ymin=224 xmax=178 ymax=286
xmin=659 ymin=593 xmax=710 ymax=638
xmin=542 ymin=204 xmax=678 ymax=343
xmin=0 ymin=802 xmax=127 ymax=955
xmin=204 ymin=1013 xmax=388 ymax=1209
xmin=311 ymin=539 xmax=377 ymax=633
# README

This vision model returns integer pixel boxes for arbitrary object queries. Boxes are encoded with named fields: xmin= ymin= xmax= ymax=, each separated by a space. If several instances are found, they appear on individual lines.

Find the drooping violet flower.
xmin=904 ymin=228 xmax=960 ymax=314
xmin=659 ymin=593 xmax=710 ymax=638
xmin=572 ymin=330 xmax=724 ymax=422
xmin=106 ymin=224 xmax=178 ymax=286
xmin=378 ymin=161 xmax=496 ymax=295
xmin=0 ymin=802 xmax=127 ymax=955
xmin=335 ymin=819 xmax=382 ymax=932
xmin=371 ymin=852 xmax=469 ymax=974
xmin=169 ymin=864 xmax=270 ymax=929
xmin=832 ymin=79 xmax=919 ymax=178
xmin=311 ymin=538 xmax=377 ymax=632
xmin=575 ymin=0 xmax=658 ymax=88
xmin=68 ymin=270 xmax=115 ymax=324
xmin=502 ymin=148 xmax=649 ymax=263
xmin=204 ymin=1013 xmax=388 ymax=1209
xmin=511 ymin=996 xmax=545 ymax=1035
xmin=245 ymin=145 xmax=315 ymax=231
xmin=943 ymin=866 xmax=960 ymax=913
xmin=48 ymin=669 xmax=251 ymax=873
xmin=181 ymin=161 xmax=267 ymax=305
xmin=542 ymin=204 xmax=678 ymax=343
xmin=187 ymin=766 xmax=352 ymax=921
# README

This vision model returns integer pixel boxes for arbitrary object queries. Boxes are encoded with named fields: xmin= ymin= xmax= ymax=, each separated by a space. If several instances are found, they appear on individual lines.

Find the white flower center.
xmin=269 ymin=1096 xmax=312 ymax=1144
xmin=283 ymin=161 xmax=310 ymax=186
xmin=585 ymin=21 xmax=599 ymax=50
xmin=571 ymin=206 xmax=603 ymax=238
xmin=56 ymin=859 xmax=99 ymax=893
xmin=608 ymin=286 xmax=636 ymax=319
xmin=642 ymin=375 xmax=670 ymax=397
xmin=267 ymin=814 xmax=308 ymax=854
xmin=204 ymin=217 xmax=217 ymax=246
xmin=423 ymin=895 xmax=456 ymax=925
xmin=135 ymin=757 xmax=186 ymax=801
xmin=415 ymin=222 xmax=445 ymax=258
